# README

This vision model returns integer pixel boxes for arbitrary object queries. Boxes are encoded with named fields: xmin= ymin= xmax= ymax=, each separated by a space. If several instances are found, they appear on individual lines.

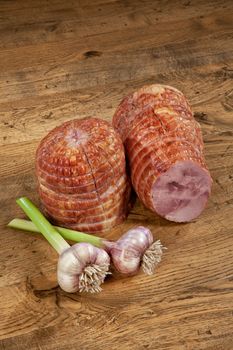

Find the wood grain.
xmin=0 ymin=0 xmax=233 ymax=349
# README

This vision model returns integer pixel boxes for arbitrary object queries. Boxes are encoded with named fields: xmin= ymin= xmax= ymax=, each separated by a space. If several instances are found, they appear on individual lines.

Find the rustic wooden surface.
xmin=0 ymin=0 xmax=233 ymax=349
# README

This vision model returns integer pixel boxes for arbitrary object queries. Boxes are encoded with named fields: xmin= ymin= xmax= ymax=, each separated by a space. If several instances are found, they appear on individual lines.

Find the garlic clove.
xmin=72 ymin=242 xmax=97 ymax=266
xmin=117 ymin=226 xmax=154 ymax=254
xmin=57 ymin=268 xmax=80 ymax=293
xmin=95 ymin=248 xmax=111 ymax=266
xmin=110 ymin=246 xmax=141 ymax=274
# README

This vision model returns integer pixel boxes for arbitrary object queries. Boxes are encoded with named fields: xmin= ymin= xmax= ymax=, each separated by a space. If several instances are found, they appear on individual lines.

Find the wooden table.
xmin=0 ymin=1 xmax=233 ymax=349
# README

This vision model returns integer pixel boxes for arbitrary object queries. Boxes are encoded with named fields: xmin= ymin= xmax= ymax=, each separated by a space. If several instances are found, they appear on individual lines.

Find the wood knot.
xmin=214 ymin=67 xmax=233 ymax=82
xmin=84 ymin=51 xmax=102 ymax=58
xmin=222 ymin=89 xmax=233 ymax=111
xmin=194 ymin=112 xmax=212 ymax=125
xmin=194 ymin=112 xmax=208 ymax=121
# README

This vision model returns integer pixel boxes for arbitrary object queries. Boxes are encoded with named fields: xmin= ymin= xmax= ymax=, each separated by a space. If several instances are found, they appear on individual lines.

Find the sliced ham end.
xmin=151 ymin=160 xmax=212 ymax=222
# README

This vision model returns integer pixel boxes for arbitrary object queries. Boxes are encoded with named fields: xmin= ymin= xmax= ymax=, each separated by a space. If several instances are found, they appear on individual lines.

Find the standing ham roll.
xmin=113 ymin=84 xmax=212 ymax=222
xmin=36 ymin=117 xmax=131 ymax=233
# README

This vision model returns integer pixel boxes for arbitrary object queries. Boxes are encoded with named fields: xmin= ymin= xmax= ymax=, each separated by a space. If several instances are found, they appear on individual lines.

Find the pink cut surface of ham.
xmin=36 ymin=117 xmax=131 ymax=233
xmin=112 ymin=84 xmax=212 ymax=222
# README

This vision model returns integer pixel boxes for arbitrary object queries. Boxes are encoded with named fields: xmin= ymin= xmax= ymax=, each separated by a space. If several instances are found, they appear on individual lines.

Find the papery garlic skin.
xmin=57 ymin=242 xmax=110 ymax=293
xmin=104 ymin=226 xmax=154 ymax=275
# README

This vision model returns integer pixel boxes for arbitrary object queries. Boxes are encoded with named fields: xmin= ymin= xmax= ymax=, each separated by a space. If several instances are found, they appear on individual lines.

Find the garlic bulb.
xmin=15 ymin=198 xmax=111 ymax=294
xmin=104 ymin=226 xmax=165 ymax=275
xmin=57 ymin=243 xmax=110 ymax=293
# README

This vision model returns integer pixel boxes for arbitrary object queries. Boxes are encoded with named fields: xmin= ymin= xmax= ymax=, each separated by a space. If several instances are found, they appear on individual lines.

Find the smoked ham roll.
xmin=36 ymin=117 xmax=131 ymax=233
xmin=113 ymin=84 xmax=212 ymax=222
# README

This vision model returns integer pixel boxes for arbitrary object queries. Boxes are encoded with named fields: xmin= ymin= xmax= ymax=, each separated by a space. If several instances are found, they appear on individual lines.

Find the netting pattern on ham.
xmin=36 ymin=117 xmax=131 ymax=233
xmin=113 ymin=84 xmax=212 ymax=222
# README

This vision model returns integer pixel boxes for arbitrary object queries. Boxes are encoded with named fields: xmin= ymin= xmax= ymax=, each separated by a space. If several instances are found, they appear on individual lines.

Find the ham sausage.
xmin=36 ymin=117 xmax=131 ymax=233
xmin=113 ymin=84 xmax=212 ymax=222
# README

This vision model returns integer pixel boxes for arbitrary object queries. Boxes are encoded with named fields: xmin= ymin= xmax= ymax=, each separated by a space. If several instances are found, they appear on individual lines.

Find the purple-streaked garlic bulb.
xmin=57 ymin=242 xmax=110 ymax=293
xmin=104 ymin=226 xmax=165 ymax=275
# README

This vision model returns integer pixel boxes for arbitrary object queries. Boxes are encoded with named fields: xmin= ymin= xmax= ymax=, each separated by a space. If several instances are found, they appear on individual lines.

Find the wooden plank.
xmin=0 ymin=74 xmax=232 ymax=145
xmin=0 ymin=31 xmax=232 ymax=144
xmin=0 ymin=0 xmax=233 ymax=349
xmin=0 ymin=0 xmax=232 ymax=49
xmin=0 ymin=9 xmax=232 ymax=70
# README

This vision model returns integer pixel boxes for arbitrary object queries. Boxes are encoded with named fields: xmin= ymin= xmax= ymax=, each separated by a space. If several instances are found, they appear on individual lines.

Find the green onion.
xmin=16 ymin=197 xmax=70 ymax=254
xmin=8 ymin=218 xmax=103 ymax=248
